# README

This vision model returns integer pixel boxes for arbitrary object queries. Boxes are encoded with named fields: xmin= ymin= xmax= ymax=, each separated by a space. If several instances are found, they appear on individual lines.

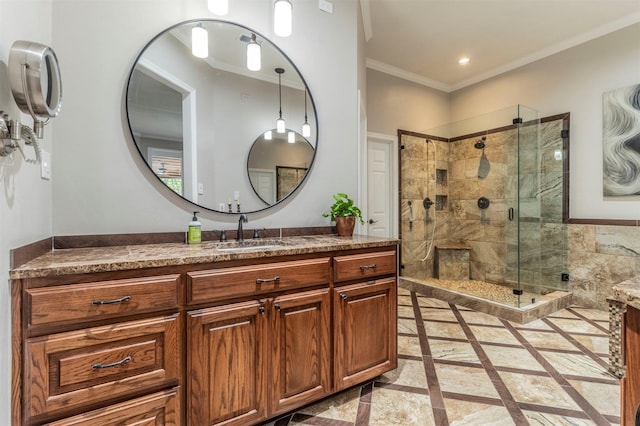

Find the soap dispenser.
xmin=188 ymin=211 xmax=201 ymax=244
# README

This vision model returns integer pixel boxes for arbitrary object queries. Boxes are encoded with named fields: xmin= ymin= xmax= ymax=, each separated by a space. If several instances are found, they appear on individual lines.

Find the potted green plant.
xmin=323 ymin=193 xmax=365 ymax=236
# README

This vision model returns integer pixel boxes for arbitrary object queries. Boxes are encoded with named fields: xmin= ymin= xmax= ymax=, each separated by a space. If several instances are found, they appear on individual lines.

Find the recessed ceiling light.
xmin=458 ymin=57 xmax=470 ymax=65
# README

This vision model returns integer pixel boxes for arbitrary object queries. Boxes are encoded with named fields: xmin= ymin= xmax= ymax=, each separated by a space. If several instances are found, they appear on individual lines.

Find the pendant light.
xmin=274 ymin=0 xmax=292 ymax=37
xmin=246 ymin=33 xmax=261 ymax=71
xmin=264 ymin=130 xmax=273 ymax=140
xmin=207 ymin=0 xmax=228 ymax=15
xmin=288 ymin=131 xmax=296 ymax=143
xmin=302 ymin=88 xmax=311 ymax=137
xmin=191 ymin=24 xmax=208 ymax=58
xmin=275 ymin=67 xmax=285 ymax=133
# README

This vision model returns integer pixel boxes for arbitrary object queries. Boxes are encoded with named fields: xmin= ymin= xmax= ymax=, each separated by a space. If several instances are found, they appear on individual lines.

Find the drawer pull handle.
xmin=340 ymin=293 xmax=348 ymax=300
xmin=91 ymin=295 xmax=131 ymax=306
xmin=359 ymin=264 xmax=377 ymax=270
xmin=256 ymin=276 xmax=280 ymax=284
xmin=92 ymin=355 xmax=132 ymax=370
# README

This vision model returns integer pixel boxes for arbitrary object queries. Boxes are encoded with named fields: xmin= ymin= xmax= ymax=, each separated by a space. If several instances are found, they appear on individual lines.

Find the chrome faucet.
xmin=237 ymin=214 xmax=248 ymax=241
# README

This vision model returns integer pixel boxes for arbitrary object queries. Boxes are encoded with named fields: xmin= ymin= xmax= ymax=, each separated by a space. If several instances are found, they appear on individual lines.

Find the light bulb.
xmin=276 ymin=118 xmax=285 ymax=133
xmin=302 ymin=121 xmax=311 ymax=138
xmin=274 ymin=0 xmax=292 ymax=37
xmin=207 ymin=0 xmax=228 ymax=15
xmin=264 ymin=130 xmax=273 ymax=140
xmin=288 ymin=131 xmax=296 ymax=143
xmin=192 ymin=26 xmax=208 ymax=58
xmin=247 ymin=39 xmax=261 ymax=71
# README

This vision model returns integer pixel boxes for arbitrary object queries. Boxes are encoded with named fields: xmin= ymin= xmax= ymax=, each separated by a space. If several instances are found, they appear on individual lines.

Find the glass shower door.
xmin=506 ymin=105 xmax=542 ymax=307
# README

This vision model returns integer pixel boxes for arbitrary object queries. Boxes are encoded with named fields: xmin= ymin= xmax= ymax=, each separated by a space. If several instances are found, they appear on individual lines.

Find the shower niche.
xmin=399 ymin=105 xmax=570 ymax=309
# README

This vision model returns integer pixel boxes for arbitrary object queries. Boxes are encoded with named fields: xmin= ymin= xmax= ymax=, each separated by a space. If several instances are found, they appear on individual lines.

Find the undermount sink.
xmin=209 ymin=239 xmax=289 ymax=252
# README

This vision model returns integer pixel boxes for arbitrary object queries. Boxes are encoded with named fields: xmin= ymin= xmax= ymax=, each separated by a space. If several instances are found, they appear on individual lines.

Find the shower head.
xmin=474 ymin=136 xmax=486 ymax=149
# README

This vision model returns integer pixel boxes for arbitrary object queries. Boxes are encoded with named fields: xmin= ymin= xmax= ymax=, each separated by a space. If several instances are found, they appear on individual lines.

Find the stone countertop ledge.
xmin=611 ymin=275 xmax=640 ymax=310
xmin=10 ymin=234 xmax=399 ymax=280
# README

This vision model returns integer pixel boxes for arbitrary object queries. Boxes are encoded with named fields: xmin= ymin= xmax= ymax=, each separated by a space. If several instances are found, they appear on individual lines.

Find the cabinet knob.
xmin=340 ymin=294 xmax=347 ymax=300
xmin=274 ymin=304 xmax=281 ymax=311
xmin=259 ymin=306 xmax=265 ymax=315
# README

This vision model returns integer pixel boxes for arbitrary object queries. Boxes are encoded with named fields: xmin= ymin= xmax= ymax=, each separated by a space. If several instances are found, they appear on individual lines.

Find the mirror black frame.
xmin=124 ymin=19 xmax=318 ymax=214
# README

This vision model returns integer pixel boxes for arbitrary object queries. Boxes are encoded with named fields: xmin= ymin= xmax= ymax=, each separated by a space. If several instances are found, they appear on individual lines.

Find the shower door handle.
xmin=508 ymin=208 xmax=514 ymax=221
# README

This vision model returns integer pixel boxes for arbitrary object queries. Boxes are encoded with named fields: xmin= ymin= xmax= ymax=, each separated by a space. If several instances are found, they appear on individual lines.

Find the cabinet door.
xmin=334 ymin=278 xmax=397 ymax=390
xmin=269 ymin=288 xmax=331 ymax=415
xmin=623 ymin=305 xmax=640 ymax=425
xmin=187 ymin=300 xmax=267 ymax=426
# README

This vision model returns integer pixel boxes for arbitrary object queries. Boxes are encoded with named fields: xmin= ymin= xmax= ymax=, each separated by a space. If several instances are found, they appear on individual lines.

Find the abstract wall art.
xmin=602 ymin=83 xmax=640 ymax=197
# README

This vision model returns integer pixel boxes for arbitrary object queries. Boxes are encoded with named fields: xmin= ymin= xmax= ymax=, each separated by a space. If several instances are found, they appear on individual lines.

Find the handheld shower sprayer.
xmin=408 ymin=200 xmax=414 ymax=231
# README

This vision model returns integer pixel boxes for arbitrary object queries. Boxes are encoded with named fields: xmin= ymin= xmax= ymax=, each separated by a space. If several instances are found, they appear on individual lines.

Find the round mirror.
xmin=247 ymin=129 xmax=314 ymax=206
xmin=125 ymin=19 xmax=317 ymax=213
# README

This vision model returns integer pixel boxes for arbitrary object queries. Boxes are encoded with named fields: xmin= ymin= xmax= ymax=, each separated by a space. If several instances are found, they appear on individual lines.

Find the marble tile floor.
xmin=262 ymin=287 xmax=620 ymax=426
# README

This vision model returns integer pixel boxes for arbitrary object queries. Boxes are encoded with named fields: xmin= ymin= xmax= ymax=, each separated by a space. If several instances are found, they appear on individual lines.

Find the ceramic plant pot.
xmin=335 ymin=216 xmax=356 ymax=236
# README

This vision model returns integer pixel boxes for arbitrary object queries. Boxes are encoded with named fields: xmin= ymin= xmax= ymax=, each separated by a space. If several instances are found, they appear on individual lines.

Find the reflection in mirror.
xmin=247 ymin=129 xmax=314 ymax=205
xmin=126 ymin=19 xmax=317 ymax=213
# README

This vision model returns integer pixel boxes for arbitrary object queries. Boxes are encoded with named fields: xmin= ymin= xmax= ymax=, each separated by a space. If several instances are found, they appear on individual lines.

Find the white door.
xmin=367 ymin=139 xmax=392 ymax=237
xmin=248 ymin=169 xmax=276 ymax=204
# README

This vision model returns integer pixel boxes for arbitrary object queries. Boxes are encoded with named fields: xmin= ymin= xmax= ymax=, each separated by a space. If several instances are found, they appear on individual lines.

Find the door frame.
xmin=136 ymin=58 xmax=198 ymax=202
xmin=360 ymin=131 xmax=398 ymax=238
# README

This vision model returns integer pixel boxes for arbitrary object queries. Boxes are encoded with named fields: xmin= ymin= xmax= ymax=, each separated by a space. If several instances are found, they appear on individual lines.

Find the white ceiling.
xmin=362 ymin=0 xmax=640 ymax=92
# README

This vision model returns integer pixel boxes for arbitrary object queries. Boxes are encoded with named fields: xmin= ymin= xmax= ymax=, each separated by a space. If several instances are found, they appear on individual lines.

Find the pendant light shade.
xmin=275 ymin=67 xmax=285 ymax=133
xmin=288 ymin=131 xmax=296 ymax=143
xmin=207 ymin=0 xmax=228 ymax=15
xmin=302 ymin=89 xmax=311 ymax=137
xmin=264 ymin=130 xmax=273 ymax=140
xmin=274 ymin=0 xmax=292 ymax=37
xmin=246 ymin=33 xmax=261 ymax=71
xmin=191 ymin=25 xmax=208 ymax=58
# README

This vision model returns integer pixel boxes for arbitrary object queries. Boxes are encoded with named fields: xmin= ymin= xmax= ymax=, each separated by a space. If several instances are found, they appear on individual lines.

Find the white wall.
xmin=366 ymin=68 xmax=451 ymax=136
xmin=449 ymin=23 xmax=640 ymax=220
xmin=51 ymin=0 xmax=360 ymax=234
xmin=0 ymin=1 xmax=53 ymax=422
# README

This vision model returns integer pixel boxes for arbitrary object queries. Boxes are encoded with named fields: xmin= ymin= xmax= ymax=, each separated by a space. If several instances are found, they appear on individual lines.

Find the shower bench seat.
xmin=435 ymin=244 xmax=471 ymax=280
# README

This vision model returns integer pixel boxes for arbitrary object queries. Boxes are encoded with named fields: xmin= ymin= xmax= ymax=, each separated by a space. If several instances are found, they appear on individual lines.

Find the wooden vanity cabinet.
xmin=621 ymin=305 xmax=640 ymax=425
xmin=186 ymin=259 xmax=332 ymax=426
xmin=332 ymin=250 xmax=398 ymax=391
xmin=13 ymin=244 xmax=398 ymax=426
xmin=14 ymin=273 xmax=181 ymax=426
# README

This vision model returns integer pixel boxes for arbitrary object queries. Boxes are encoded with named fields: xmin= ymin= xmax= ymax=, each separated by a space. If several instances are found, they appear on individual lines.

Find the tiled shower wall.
xmin=400 ymin=117 xmax=568 ymax=297
xmin=400 ymin=117 xmax=640 ymax=309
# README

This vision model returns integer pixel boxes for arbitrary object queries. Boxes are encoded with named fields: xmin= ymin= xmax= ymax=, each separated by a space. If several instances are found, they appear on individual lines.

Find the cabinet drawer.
xmin=47 ymin=388 xmax=180 ymax=426
xmin=25 ymin=314 xmax=180 ymax=420
xmin=26 ymin=275 xmax=180 ymax=329
xmin=333 ymin=250 xmax=396 ymax=283
xmin=187 ymin=258 xmax=330 ymax=304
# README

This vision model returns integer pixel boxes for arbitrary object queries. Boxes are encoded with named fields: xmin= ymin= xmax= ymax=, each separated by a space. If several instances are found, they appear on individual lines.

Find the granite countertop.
xmin=10 ymin=234 xmax=399 ymax=279
xmin=611 ymin=276 xmax=640 ymax=310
